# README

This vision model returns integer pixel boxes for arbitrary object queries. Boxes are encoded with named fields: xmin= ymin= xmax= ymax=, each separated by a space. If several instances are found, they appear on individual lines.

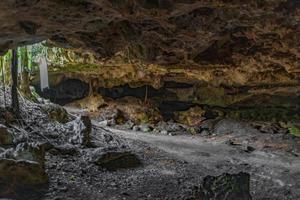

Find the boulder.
xmin=0 ymin=124 xmax=14 ymax=147
xmin=213 ymin=119 xmax=260 ymax=136
xmin=99 ymin=97 xmax=163 ymax=125
xmin=123 ymin=120 xmax=135 ymax=130
xmin=132 ymin=125 xmax=140 ymax=132
xmin=12 ymin=143 xmax=46 ymax=168
xmin=174 ymin=106 xmax=206 ymax=126
xmin=0 ymin=159 xmax=48 ymax=200
xmin=139 ymin=124 xmax=152 ymax=132
xmin=49 ymin=143 xmax=78 ymax=156
xmin=92 ymin=148 xmax=142 ymax=171
xmin=194 ymin=172 xmax=252 ymax=200
xmin=67 ymin=93 xmax=106 ymax=112
xmin=154 ymin=121 xmax=186 ymax=135
xmin=0 ymin=144 xmax=48 ymax=200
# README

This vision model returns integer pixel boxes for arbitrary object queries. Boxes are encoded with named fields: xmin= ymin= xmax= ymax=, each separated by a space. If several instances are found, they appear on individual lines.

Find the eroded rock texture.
xmin=2 ymin=0 xmax=300 ymax=122
xmin=0 ymin=0 xmax=299 ymax=72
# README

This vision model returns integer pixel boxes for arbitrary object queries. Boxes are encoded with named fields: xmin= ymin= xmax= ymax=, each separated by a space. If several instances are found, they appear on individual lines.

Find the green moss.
xmin=288 ymin=126 xmax=300 ymax=137
xmin=50 ymin=63 xmax=99 ymax=73
xmin=227 ymin=107 xmax=300 ymax=122
xmin=187 ymin=127 xmax=198 ymax=135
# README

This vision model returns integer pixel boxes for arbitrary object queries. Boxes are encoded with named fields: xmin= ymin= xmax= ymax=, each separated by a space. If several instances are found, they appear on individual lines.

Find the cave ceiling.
xmin=0 ymin=0 xmax=300 ymax=89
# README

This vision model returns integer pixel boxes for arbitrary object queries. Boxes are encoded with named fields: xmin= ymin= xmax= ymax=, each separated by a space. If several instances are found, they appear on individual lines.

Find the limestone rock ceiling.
xmin=0 ymin=0 xmax=299 ymax=67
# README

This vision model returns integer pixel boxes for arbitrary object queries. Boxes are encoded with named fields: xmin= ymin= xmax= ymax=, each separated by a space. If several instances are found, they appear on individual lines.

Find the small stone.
xmin=124 ymin=120 xmax=135 ymax=130
xmin=132 ymin=125 xmax=140 ymax=131
xmin=54 ymin=196 xmax=64 ymax=200
xmin=58 ymin=186 xmax=68 ymax=192
xmin=200 ymin=129 xmax=210 ymax=136
xmin=160 ymin=130 xmax=168 ymax=135
xmin=98 ymin=120 xmax=108 ymax=126
xmin=244 ymin=146 xmax=255 ymax=153
xmin=225 ymin=139 xmax=241 ymax=146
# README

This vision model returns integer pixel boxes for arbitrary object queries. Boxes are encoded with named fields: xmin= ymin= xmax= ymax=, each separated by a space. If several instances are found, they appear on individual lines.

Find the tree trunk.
xmin=20 ymin=46 xmax=31 ymax=97
xmin=11 ymin=48 xmax=20 ymax=117
xmin=1 ymin=56 xmax=7 ymax=107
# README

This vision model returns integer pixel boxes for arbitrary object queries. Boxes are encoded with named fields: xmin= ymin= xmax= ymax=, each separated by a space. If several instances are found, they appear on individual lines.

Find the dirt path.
xmin=106 ymin=127 xmax=299 ymax=169
xmin=101 ymin=126 xmax=300 ymax=197
xmin=62 ymin=108 xmax=300 ymax=199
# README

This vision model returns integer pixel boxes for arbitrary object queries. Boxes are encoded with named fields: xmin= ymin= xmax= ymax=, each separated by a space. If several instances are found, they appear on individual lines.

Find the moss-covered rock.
xmin=174 ymin=106 xmax=206 ymax=126
xmin=67 ymin=93 xmax=106 ymax=112
xmin=42 ymin=104 xmax=69 ymax=123
xmin=0 ymin=159 xmax=48 ymax=200
xmin=0 ymin=144 xmax=48 ymax=200
xmin=99 ymin=97 xmax=163 ymax=125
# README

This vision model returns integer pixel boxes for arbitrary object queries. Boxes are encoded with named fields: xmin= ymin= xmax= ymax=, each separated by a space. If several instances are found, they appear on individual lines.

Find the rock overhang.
xmin=0 ymin=0 xmax=299 ymax=67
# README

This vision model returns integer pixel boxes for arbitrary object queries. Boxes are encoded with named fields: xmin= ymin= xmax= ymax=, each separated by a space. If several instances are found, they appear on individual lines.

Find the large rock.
xmin=195 ymin=172 xmax=252 ymax=200
xmin=99 ymin=97 xmax=163 ymax=125
xmin=174 ymin=106 xmax=206 ymax=126
xmin=0 ymin=124 xmax=14 ymax=147
xmin=213 ymin=119 xmax=260 ymax=136
xmin=13 ymin=143 xmax=46 ymax=167
xmin=0 ymin=144 xmax=48 ymax=200
xmin=92 ymin=147 xmax=142 ymax=171
xmin=0 ymin=159 xmax=48 ymax=200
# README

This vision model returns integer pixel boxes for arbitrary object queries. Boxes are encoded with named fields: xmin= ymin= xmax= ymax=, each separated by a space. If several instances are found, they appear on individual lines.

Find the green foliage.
xmin=0 ymin=50 xmax=12 ymax=83
xmin=288 ymin=126 xmax=300 ymax=137
xmin=228 ymin=107 xmax=300 ymax=122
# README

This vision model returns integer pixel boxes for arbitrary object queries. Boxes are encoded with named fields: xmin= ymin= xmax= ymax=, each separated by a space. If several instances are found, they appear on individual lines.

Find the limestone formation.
xmin=0 ymin=0 xmax=299 ymax=76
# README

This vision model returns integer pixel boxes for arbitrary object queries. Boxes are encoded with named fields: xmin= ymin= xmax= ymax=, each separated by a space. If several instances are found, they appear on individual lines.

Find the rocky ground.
xmin=0 ymin=90 xmax=300 ymax=200
xmin=42 ymin=115 xmax=300 ymax=200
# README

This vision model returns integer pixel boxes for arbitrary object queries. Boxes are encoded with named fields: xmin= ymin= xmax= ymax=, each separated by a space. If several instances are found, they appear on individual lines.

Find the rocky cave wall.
xmin=1 ymin=0 xmax=300 ymax=123
xmin=0 ymin=0 xmax=300 ymax=67
xmin=31 ymin=55 xmax=300 ymax=123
